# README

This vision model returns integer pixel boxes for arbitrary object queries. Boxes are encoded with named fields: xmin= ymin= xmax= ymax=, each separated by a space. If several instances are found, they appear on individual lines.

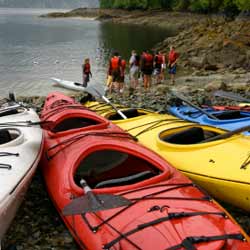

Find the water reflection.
xmin=0 ymin=9 xmax=174 ymax=96
xmin=98 ymin=22 xmax=173 ymax=64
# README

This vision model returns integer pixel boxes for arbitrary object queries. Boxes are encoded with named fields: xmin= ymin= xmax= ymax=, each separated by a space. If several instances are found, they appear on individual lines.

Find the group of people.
xmin=81 ymin=45 xmax=179 ymax=93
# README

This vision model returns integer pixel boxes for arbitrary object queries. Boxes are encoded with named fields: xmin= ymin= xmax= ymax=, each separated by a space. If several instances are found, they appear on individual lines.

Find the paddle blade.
xmin=62 ymin=193 xmax=131 ymax=216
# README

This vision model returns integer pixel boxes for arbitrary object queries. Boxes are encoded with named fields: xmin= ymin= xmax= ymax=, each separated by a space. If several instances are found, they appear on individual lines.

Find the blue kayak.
xmin=168 ymin=105 xmax=250 ymax=135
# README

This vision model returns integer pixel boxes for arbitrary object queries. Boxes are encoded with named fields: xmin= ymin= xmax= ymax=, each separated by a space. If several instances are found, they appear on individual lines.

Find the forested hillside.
xmin=99 ymin=0 xmax=250 ymax=12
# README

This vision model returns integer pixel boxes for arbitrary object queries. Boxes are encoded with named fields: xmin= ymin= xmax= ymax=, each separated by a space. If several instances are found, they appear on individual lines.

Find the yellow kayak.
xmin=84 ymin=101 xmax=250 ymax=211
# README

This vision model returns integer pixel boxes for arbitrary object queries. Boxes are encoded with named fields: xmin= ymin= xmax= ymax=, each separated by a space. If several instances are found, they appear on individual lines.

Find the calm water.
xmin=0 ymin=8 xmax=171 ymax=97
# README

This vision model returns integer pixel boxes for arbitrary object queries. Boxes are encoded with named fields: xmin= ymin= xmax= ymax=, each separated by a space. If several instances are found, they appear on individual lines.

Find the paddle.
xmin=201 ymin=124 xmax=250 ymax=143
xmin=171 ymin=91 xmax=219 ymax=120
xmin=213 ymin=90 xmax=250 ymax=103
xmin=89 ymin=87 xmax=128 ymax=119
xmin=62 ymin=179 xmax=131 ymax=215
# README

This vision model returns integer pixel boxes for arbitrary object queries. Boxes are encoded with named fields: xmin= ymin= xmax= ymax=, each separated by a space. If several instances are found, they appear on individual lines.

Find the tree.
xmin=234 ymin=0 xmax=250 ymax=11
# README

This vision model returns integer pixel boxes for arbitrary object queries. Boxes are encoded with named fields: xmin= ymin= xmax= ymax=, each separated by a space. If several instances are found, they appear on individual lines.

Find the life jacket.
xmin=83 ymin=63 xmax=91 ymax=74
xmin=110 ymin=56 xmax=121 ymax=70
xmin=143 ymin=53 xmax=153 ymax=68
xmin=155 ymin=55 xmax=163 ymax=65
xmin=168 ymin=50 xmax=178 ymax=64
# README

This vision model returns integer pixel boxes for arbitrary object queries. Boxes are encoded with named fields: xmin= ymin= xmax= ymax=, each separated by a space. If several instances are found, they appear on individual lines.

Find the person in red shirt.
xmin=168 ymin=45 xmax=179 ymax=85
xmin=154 ymin=51 xmax=164 ymax=84
xmin=141 ymin=50 xmax=154 ymax=90
xmin=108 ymin=52 xmax=122 ymax=93
xmin=119 ymin=58 xmax=126 ymax=93
xmin=82 ymin=58 xmax=92 ymax=87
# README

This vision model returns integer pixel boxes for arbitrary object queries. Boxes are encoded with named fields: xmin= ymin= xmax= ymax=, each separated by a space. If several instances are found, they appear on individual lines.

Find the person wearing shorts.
xmin=129 ymin=50 xmax=140 ymax=89
xmin=154 ymin=51 xmax=164 ymax=84
xmin=140 ymin=50 xmax=154 ymax=90
xmin=108 ymin=51 xmax=121 ymax=93
xmin=168 ymin=45 xmax=179 ymax=85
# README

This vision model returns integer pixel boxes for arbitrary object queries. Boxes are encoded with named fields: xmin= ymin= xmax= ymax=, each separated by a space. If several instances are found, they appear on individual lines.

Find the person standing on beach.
xmin=129 ymin=50 xmax=140 ymax=90
xmin=160 ymin=51 xmax=166 ymax=81
xmin=108 ymin=51 xmax=122 ymax=93
xmin=82 ymin=58 xmax=92 ymax=87
xmin=141 ymin=50 xmax=154 ymax=90
xmin=119 ymin=57 xmax=126 ymax=93
xmin=154 ymin=51 xmax=164 ymax=84
xmin=168 ymin=45 xmax=179 ymax=85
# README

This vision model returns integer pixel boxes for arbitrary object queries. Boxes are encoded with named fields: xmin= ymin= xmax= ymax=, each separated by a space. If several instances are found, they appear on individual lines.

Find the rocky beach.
xmin=2 ymin=8 xmax=250 ymax=250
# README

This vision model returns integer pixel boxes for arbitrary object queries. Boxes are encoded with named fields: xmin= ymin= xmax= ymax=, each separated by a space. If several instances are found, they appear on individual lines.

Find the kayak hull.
xmin=51 ymin=77 xmax=86 ymax=91
xmin=212 ymin=105 xmax=250 ymax=111
xmin=0 ymin=105 xmax=43 ymax=239
xmin=168 ymin=105 xmax=250 ymax=135
xmin=0 ymin=148 xmax=42 ymax=239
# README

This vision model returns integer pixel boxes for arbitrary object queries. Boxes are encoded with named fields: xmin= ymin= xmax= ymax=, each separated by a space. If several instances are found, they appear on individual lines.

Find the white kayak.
xmin=0 ymin=101 xmax=43 ymax=242
xmin=51 ymin=77 xmax=87 ymax=91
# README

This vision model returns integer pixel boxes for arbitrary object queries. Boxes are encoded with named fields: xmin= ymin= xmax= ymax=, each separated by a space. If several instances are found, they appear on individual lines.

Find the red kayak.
xmin=40 ymin=92 xmax=250 ymax=250
xmin=212 ymin=105 xmax=250 ymax=111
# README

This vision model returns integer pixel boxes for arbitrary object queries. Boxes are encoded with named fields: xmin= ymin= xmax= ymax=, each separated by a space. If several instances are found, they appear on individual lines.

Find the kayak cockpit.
xmin=160 ymin=126 xmax=220 ymax=145
xmin=107 ymin=109 xmax=147 ymax=120
xmin=0 ymin=128 xmax=23 ymax=146
xmin=212 ymin=110 xmax=249 ymax=120
xmin=52 ymin=117 xmax=98 ymax=133
xmin=74 ymin=149 xmax=162 ymax=189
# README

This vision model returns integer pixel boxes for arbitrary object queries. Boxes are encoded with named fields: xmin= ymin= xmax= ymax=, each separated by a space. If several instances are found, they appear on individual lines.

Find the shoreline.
xmin=2 ymin=8 xmax=250 ymax=249
xmin=41 ymin=8 xmax=250 ymax=78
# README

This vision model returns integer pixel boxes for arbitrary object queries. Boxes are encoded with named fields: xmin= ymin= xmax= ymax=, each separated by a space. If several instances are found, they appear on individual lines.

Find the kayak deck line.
xmin=125 ymin=118 xmax=189 ymax=135
xmin=41 ymin=105 xmax=88 ymax=120
xmin=104 ymin=211 xmax=228 ymax=250
xmin=83 ymin=183 xmax=205 ymax=231
xmin=46 ymin=131 xmax=137 ymax=160
xmin=166 ymin=233 xmax=245 ymax=250
xmin=181 ymin=169 xmax=250 ymax=186
xmin=0 ymin=151 xmax=19 ymax=170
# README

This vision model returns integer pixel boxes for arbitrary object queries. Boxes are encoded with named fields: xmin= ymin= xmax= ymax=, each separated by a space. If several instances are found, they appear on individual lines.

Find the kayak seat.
xmin=94 ymin=170 xmax=155 ymax=188
xmin=109 ymin=109 xmax=142 ymax=120
xmin=53 ymin=117 xmax=98 ymax=132
xmin=0 ymin=129 xmax=12 ymax=144
xmin=213 ymin=110 xmax=244 ymax=120
xmin=163 ymin=127 xmax=205 ymax=144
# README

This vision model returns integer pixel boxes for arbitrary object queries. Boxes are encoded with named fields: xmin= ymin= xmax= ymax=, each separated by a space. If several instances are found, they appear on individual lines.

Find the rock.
xmin=233 ymin=68 xmax=247 ymax=74
xmin=204 ymin=80 xmax=227 ymax=92
xmin=175 ymin=85 xmax=191 ymax=93
xmin=230 ymin=82 xmax=250 ymax=91
xmin=204 ymin=64 xmax=219 ymax=71
xmin=189 ymin=56 xmax=206 ymax=68
xmin=97 ymin=13 xmax=114 ymax=20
